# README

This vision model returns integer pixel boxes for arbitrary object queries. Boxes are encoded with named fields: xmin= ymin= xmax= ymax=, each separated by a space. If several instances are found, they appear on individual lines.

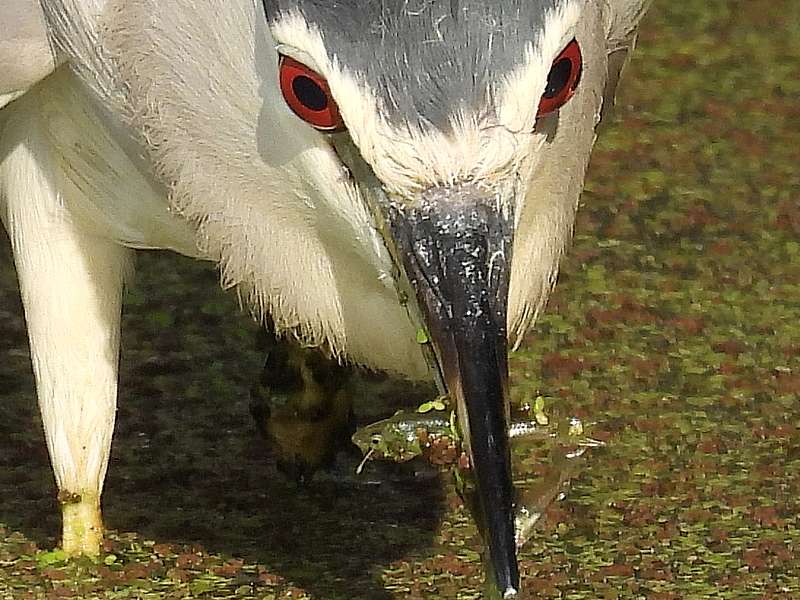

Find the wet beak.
xmin=384 ymin=183 xmax=519 ymax=598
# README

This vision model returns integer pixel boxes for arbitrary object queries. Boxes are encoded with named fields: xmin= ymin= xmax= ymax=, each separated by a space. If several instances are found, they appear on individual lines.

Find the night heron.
xmin=0 ymin=0 xmax=650 ymax=596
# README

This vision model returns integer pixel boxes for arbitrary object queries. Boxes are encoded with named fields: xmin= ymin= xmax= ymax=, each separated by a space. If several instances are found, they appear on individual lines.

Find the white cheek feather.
xmin=497 ymin=0 xmax=584 ymax=133
xmin=506 ymin=1 xmax=609 ymax=346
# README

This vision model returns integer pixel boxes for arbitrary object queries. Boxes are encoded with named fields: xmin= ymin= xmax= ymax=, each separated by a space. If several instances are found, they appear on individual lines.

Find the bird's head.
xmin=260 ymin=1 xmax=613 ymax=596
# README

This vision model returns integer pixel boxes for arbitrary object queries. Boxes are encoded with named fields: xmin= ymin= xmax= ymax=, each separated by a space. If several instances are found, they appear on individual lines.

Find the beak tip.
xmin=386 ymin=187 xmax=520 ymax=597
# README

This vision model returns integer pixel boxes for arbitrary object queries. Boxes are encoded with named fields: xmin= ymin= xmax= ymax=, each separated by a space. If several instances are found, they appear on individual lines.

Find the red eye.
xmin=279 ymin=55 xmax=344 ymax=132
xmin=536 ymin=39 xmax=583 ymax=117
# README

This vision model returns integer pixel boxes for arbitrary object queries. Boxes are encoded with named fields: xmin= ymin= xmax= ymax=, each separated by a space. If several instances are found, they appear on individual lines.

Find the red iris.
xmin=279 ymin=55 xmax=344 ymax=132
xmin=536 ymin=39 xmax=583 ymax=117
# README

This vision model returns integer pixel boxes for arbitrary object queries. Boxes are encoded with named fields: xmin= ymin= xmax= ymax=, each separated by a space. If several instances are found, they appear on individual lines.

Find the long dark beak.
xmin=384 ymin=182 xmax=519 ymax=598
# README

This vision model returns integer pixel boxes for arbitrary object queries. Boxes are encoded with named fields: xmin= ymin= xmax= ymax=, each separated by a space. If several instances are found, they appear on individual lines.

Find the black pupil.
xmin=543 ymin=58 xmax=573 ymax=99
xmin=292 ymin=75 xmax=328 ymax=112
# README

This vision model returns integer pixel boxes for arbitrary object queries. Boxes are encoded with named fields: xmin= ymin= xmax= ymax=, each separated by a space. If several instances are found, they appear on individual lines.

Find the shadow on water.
xmin=0 ymin=232 xmax=445 ymax=599
xmin=103 ymin=415 xmax=445 ymax=600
